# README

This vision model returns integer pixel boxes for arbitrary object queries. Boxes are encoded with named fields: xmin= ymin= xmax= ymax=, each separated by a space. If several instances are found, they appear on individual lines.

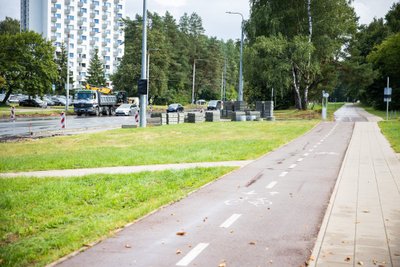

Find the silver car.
xmin=115 ymin=104 xmax=138 ymax=116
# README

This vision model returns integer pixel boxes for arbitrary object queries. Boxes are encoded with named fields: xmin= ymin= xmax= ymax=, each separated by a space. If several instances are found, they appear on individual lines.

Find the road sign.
xmin=384 ymin=87 xmax=392 ymax=102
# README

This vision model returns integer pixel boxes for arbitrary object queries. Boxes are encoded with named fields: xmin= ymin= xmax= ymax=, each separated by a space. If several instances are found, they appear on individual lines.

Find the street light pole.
xmin=140 ymin=0 xmax=148 ymax=127
xmin=192 ymin=59 xmax=206 ymax=104
xmin=66 ymin=33 xmax=70 ymax=111
xmin=226 ymin=11 xmax=244 ymax=101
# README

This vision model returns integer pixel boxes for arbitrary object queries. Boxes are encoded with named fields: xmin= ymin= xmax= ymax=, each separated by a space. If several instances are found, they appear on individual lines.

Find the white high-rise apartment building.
xmin=21 ymin=0 xmax=125 ymax=89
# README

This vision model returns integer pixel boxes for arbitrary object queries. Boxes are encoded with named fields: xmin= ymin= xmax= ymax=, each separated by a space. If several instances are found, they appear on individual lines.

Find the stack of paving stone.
xmin=178 ymin=112 xmax=185 ymax=124
xmin=256 ymin=101 xmax=275 ymax=120
xmin=232 ymin=111 xmax=246 ymax=121
xmin=205 ymin=111 xmax=220 ymax=122
xmin=187 ymin=112 xmax=205 ymax=123
xmin=167 ymin=113 xmax=179 ymax=125
xmin=234 ymin=101 xmax=247 ymax=111
xmin=221 ymin=101 xmax=234 ymax=118
xmin=246 ymin=111 xmax=261 ymax=121
xmin=161 ymin=113 xmax=167 ymax=125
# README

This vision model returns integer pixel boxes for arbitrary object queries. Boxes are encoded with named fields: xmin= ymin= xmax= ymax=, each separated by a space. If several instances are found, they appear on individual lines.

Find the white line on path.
xmin=297 ymin=158 xmax=304 ymax=162
xmin=269 ymin=191 xmax=279 ymax=196
xmin=279 ymin=171 xmax=288 ymax=177
xmin=303 ymin=153 xmax=309 ymax=157
xmin=289 ymin=164 xmax=297 ymax=169
xmin=176 ymin=243 xmax=209 ymax=266
xmin=266 ymin=181 xmax=278 ymax=189
xmin=220 ymin=214 xmax=242 ymax=228
xmin=309 ymin=149 xmax=314 ymax=152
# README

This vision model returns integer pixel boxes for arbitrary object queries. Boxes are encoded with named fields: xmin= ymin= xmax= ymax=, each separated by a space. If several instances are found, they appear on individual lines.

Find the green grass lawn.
xmin=0 ymin=121 xmax=317 ymax=173
xmin=379 ymin=120 xmax=400 ymax=153
xmin=274 ymin=102 xmax=344 ymax=121
xmin=0 ymin=106 xmax=73 ymax=119
xmin=0 ymin=167 xmax=234 ymax=267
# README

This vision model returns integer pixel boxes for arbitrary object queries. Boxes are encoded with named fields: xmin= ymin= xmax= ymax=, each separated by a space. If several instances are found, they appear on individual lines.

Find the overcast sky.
xmin=0 ymin=0 xmax=398 ymax=40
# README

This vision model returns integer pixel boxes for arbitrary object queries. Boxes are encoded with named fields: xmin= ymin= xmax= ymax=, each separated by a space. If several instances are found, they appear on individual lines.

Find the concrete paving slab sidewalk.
xmin=0 ymin=161 xmax=253 ymax=178
xmin=309 ymin=120 xmax=400 ymax=267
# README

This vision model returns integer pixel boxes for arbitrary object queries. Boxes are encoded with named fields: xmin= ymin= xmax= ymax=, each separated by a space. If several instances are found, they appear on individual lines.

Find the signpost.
xmin=384 ymin=77 xmax=392 ymax=121
xmin=322 ymin=91 xmax=329 ymax=120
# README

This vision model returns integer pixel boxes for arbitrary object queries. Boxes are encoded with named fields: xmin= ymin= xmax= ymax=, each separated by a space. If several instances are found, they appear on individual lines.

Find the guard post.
xmin=384 ymin=77 xmax=392 ymax=121
xmin=322 ymin=91 xmax=329 ymax=120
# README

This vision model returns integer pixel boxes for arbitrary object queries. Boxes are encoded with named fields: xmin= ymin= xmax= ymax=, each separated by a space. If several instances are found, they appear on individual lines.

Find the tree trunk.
xmin=1 ymin=88 xmax=13 ymax=105
xmin=292 ymin=65 xmax=302 ymax=110
xmin=302 ymin=85 xmax=309 ymax=110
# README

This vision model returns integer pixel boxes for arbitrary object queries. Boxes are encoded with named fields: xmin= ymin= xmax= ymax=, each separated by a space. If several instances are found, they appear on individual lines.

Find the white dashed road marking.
xmin=303 ymin=153 xmax=309 ymax=157
xmin=289 ymin=164 xmax=297 ymax=169
xmin=176 ymin=243 xmax=209 ymax=266
xmin=297 ymin=158 xmax=304 ymax=162
xmin=220 ymin=214 xmax=242 ymax=228
xmin=279 ymin=171 xmax=288 ymax=177
xmin=266 ymin=181 xmax=278 ymax=189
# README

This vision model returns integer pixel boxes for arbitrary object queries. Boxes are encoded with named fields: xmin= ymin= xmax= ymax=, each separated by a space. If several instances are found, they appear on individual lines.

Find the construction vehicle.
xmin=73 ymin=83 xmax=127 ymax=116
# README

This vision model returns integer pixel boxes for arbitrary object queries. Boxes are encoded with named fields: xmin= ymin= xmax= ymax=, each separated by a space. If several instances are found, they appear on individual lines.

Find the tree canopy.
xmin=0 ymin=31 xmax=57 ymax=104
xmin=86 ymin=48 xmax=106 ymax=86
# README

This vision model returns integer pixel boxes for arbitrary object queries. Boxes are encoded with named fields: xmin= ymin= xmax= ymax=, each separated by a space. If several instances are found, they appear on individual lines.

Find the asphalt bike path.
xmin=54 ymin=114 xmax=355 ymax=266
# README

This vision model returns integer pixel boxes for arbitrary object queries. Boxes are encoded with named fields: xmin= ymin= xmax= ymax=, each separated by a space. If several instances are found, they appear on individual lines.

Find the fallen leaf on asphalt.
xmin=249 ymin=241 xmax=256 ymax=245
xmin=203 ymin=217 xmax=208 ymax=222
xmin=83 ymin=244 xmax=92 ymax=247
xmin=345 ymin=256 xmax=351 ymax=262
xmin=394 ymin=253 xmax=400 ymax=256
xmin=230 ymin=230 xmax=234 ymax=234
xmin=269 ymin=260 xmax=273 ymax=264
xmin=176 ymin=249 xmax=182 ymax=255
xmin=362 ymin=210 xmax=370 ymax=213
xmin=125 ymin=244 xmax=132 ymax=248
xmin=372 ymin=259 xmax=377 ymax=265
xmin=358 ymin=261 xmax=364 ymax=265
xmin=170 ymin=213 xmax=175 ymax=216
xmin=218 ymin=260 xmax=227 ymax=267
xmin=176 ymin=231 xmax=186 ymax=236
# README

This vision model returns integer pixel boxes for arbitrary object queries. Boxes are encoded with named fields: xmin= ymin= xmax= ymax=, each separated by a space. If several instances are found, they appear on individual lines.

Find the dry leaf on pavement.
xmin=176 ymin=231 xmax=186 ymax=236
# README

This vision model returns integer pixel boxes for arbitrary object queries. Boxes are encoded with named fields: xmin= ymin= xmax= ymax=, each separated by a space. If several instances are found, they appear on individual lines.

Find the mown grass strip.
xmin=0 ymin=121 xmax=317 ymax=172
xmin=378 ymin=120 xmax=400 ymax=153
xmin=0 ymin=167 xmax=234 ymax=267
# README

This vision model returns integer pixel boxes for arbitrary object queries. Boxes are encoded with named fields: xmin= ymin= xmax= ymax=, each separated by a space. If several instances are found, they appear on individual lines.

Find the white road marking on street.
xmin=297 ymin=158 xmax=304 ymax=162
xmin=176 ymin=243 xmax=209 ymax=266
xmin=269 ymin=191 xmax=279 ymax=196
xmin=313 ymin=145 xmax=318 ymax=148
xmin=279 ymin=171 xmax=288 ymax=177
xmin=220 ymin=214 xmax=242 ymax=228
xmin=266 ymin=181 xmax=278 ymax=189
xmin=245 ymin=190 xmax=256 ymax=195
xmin=303 ymin=153 xmax=309 ymax=157
xmin=289 ymin=164 xmax=297 ymax=169
xmin=317 ymin=142 xmax=321 ymax=145
xmin=309 ymin=149 xmax=314 ymax=152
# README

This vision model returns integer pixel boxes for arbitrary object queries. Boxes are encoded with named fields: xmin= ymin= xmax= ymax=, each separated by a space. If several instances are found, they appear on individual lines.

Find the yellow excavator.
xmin=83 ymin=82 xmax=112 ymax=95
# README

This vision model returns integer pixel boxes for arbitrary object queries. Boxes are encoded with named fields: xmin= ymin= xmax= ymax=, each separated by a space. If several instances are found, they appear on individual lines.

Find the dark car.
xmin=19 ymin=98 xmax=47 ymax=108
xmin=166 ymin=103 xmax=184 ymax=113
xmin=51 ymin=96 xmax=66 ymax=106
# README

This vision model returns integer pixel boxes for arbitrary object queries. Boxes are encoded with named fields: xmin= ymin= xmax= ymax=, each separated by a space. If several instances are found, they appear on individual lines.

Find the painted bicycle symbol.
xmin=224 ymin=196 xmax=272 ymax=207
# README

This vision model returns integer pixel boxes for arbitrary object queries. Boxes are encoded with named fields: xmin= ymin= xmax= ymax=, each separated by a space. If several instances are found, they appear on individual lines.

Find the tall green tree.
xmin=245 ymin=0 xmax=357 ymax=109
xmin=86 ymin=48 xmax=106 ymax=86
xmin=0 ymin=17 xmax=20 ymax=35
xmin=0 ymin=31 xmax=57 ymax=104
xmin=54 ymin=43 xmax=71 ymax=94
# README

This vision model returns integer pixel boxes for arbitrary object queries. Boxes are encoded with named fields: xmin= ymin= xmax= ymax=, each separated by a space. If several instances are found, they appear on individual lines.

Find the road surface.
xmin=56 ymin=105 xmax=369 ymax=267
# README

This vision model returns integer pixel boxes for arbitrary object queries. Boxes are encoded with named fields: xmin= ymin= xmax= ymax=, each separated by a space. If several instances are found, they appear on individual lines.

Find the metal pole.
xmin=192 ymin=61 xmax=196 ymax=104
xmin=226 ymin=12 xmax=244 ymax=101
xmin=239 ymin=18 xmax=244 ymax=101
xmin=223 ymin=59 xmax=227 ymax=101
xmin=66 ymin=33 xmax=70 ymax=112
xmin=387 ymin=76 xmax=389 ymax=121
xmin=147 ymin=51 xmax=150 ymax=103
xmin=140 ymin=0 xmax=147 ymax=127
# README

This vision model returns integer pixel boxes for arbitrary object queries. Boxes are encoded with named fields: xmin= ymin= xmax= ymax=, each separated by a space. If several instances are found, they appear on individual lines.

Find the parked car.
xmin=19 ymin=98 xmax=47 ymax=108
xmin=196 ymin=99 xmax=206 ymax=105
xmin=166 ymin=103 xmax=184 ymax=113
xmin=43 ymin=96 xmax=55 ymax=106
xmin=115 ymin=103 xmax=138 ymax=116
xmin=51 ymin=96 xmax=66 ymax=106
xmin=207 ymin=100 xmax=223 ymax=110
xmin=7 ymin=95 xmax=26 ymax=104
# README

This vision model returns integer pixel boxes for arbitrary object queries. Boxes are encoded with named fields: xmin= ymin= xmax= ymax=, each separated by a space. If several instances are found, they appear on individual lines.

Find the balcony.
xmin=77 ymin=66 xmax=82 ymax=71
xmin=90 ymin=31 xmax=95 ymax=36
xmin=77 ymin=48 xmax=83 ymax=53
xmin=114 ymin=0 xmax=119 ymax=3
xmin=64 ymin=9 xmax=70 ymax=15
xmin=77 ymin=75 xmax=83 ymax=81
xmin=64 ymin=28 xmax=70 ymax=34
xmin=102 ymin=41 xmax=107 ymax=47
xmin=52 ymin=0 xmax=57 ymax=3
xmin=102 ymin=32 xmax=107 ymax=38
xmin=90 ymin=13 xmax=95 ymax=18
xmin=102 ymin=6 xmax=107 ymax=11
xmin=90 ymin=4 xmax=95 ymax=9
xmin=77 ymin=58 xmax=83 ymax=63
xmin=65 ymin=0 xmax=70 ymax=4
xmin=51 ymin=26 xmax=57 ymax=32
xmin=113 ymin=33 xmax=118 ymax=39
xmin=113 ymin=43 xmax=118 ymax=48
xmin=102 ymin=24 xmax=107 ymax=29
xmin=90 ymin=40 xmax=95 ymax=45
xmin=78 ymin=29 xmax=83 ymax=35
xmin=114 ymin=25 xmax=119 ymax=31
xmin=102 ymin=15 xmax=107 ymax=20
xmin=77 ymin=39 xmax=83 ymax=44
xmin=102 ymin=51 xmax=107 ymax=56
xmin=78 ymin=2 xmax=83 ymax=7
xmin=114 ymin=16 xmax=119 ymax=22
xmin=78 ymin=20 xmax=83 ymax=26
xmin=90 ymin=22 xmax=95 ymax=27
xmin=51 ymin=7 xmax=57 ymax=13
xmin=78 ymin=11 xmax=83 ymax=17
xmin=51 ymin=17 xmax=57 ymax=22
xmin=64 ymin=19 xmax=70 ymax=25
xmin=51 ymin=36 xmax=57 ymax=41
